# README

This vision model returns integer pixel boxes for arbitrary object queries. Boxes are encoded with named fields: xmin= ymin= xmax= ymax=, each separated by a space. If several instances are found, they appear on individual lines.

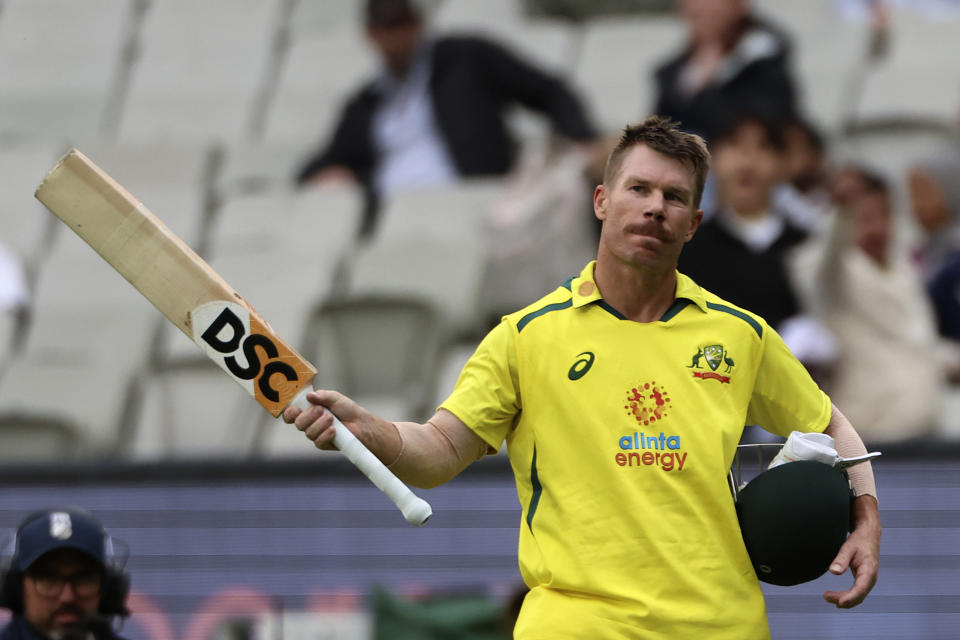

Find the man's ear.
xmin=685 ymin=209 xmax=704 ymax=242
xmin=594 ymin=184 xmax=608 ymax=221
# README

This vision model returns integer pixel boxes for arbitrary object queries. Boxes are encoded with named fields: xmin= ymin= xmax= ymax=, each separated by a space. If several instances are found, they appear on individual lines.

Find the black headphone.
xmin=0 ymin=507 xmax=130 ymax=618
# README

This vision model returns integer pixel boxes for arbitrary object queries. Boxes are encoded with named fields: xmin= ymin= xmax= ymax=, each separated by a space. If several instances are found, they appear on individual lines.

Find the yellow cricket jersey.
xmin=440 ymin=262 xmax=832 ymax=639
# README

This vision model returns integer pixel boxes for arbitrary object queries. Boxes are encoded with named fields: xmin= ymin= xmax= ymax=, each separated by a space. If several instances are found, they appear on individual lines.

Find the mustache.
xmin=624 ymin=222 xmax=668 ymax=240
xmin=53 ymin=605 xmax=86 ymax=619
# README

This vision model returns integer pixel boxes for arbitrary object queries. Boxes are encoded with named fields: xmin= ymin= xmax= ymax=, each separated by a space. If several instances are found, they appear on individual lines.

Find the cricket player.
xmin=285 ymin=116 xmax=881 ymax=639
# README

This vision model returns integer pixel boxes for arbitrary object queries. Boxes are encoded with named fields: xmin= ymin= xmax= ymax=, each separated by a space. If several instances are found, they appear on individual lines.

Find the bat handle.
xmin=290 ymin=389 xmax=432 ymax=526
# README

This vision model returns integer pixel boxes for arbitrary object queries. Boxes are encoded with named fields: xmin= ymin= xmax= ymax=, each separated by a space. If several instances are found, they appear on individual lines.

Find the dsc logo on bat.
xmin=190 ymin=301 xmax=313 ymax=416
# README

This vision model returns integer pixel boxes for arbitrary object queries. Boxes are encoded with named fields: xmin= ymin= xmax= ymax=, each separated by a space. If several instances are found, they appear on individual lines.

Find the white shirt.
xmin=0 ymin=241 xmax=28 ymax=310
xmin=716 ymin=207 xmax=786 ymax=253
xmin=372 ymin=40 xmax=458 ymax=199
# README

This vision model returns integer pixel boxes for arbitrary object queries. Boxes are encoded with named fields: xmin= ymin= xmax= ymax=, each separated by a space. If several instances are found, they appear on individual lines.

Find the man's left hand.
xmin=823 ymin=494 xmax=881 ymax=608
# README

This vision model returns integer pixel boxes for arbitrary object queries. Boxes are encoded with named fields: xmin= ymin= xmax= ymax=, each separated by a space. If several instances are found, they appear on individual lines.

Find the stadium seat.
xmin=259 ymin=294 xmax=449 ymax=455
xmin=432 ymin=0 xmax=521 ymax=29
xmin=853 ymin=10 xmax=960 ymax=124
xmin=203 ymin=185 xmax=365 ymax=338
xmin=832 ymin=121 xmax=957 ymax=182
xmin=0 ymin=140 xmax=66 ymax=281
xmin=117 ymin=0 xmax=283 ymax=144
xmin=70 ymin=142 xmax=215 ymax=254
xmin=286 ymin=0 xmax=365 ymax=39
xmin=751 ymin=0 xmax=864 ymax=131
xmin=126 ymin=359 xmax=264 ymax=460
xmin=0 ymin=244 xmax=157 ymax=460
xmin=126 ymin=185 xmax=364 ymax=459
xmin=343 ymin=180 xmax=503 ymax=339
xmin=302 ymin=296 xmax=447 ymax=424
xmin=216 ymin=142 xmax=311 ymax=198
xmin=0 ymin=0 xmax=132 ymax=142
xmin=572 ymin=15 xmax=685 ymax=135
xmin=260 ymin=30 xmax=377 ymax=145
xmin=372 ymin=179 xmax=502 ymax=245
xmin=0 ymin=311 xmax=18 ymax=380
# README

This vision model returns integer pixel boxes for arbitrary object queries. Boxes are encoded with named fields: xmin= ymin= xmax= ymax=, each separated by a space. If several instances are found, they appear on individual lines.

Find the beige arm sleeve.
xmin=825 ymin=404 xmax=878 ymax=500
xmin=385 ymin=409 xmax=490 ymax=489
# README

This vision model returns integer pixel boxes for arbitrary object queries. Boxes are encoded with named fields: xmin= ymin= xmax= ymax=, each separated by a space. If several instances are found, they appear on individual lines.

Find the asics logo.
xmin=568 ymin=351 xmax=595 ymax=380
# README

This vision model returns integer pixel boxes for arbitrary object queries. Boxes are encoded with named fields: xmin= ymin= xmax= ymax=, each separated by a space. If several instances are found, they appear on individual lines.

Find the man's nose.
xmin=58 ymin=581 xmax=78 ymax=602
xmin=643 ymin=190 xmax=666 ymax=219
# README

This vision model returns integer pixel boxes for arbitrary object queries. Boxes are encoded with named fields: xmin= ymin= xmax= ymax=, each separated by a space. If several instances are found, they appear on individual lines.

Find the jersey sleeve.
xmin=746 ymin=322 xmax=832 ymax=438
xmin=438 ymin=319 xmax=521 ymax=452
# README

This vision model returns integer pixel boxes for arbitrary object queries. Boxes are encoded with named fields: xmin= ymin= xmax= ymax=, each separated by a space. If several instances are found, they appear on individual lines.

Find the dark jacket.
xmin=678 ymin=214 xmax=808 ymax=331
xmin=295 ymin=34 xmax=597 ymax=190
xmin=0 ymin=614 xmax=129 ymax=640
xmin=654 ymin=16 xmax=798 ymax=142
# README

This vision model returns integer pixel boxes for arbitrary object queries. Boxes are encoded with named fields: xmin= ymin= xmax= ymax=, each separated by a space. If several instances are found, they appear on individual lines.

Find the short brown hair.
xmin=603 ymin=116 xmax=711 ymax=207
xmin=365 ymin=0 xmax=421 ymax=28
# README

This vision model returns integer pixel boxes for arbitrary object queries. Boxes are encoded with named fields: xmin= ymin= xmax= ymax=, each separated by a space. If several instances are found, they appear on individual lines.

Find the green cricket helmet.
xmin=736 ymin=460 xmax=853 ymax=586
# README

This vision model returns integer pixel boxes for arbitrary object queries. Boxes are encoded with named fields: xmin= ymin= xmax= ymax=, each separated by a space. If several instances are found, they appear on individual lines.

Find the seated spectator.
xmin=654 ymin=0 xmax=798 ymax=143
xmin=773 ymin=115 xmax=833 ymax=232
xmin=295 ymin=0 xmax=600 ymax=235
xmin=790 ymin=168 xmax=943 ymax=444
xmin=908 ymin=148 xmax=960 ymax=340
xmin=678 ymin=112 xmax=807 ymax=332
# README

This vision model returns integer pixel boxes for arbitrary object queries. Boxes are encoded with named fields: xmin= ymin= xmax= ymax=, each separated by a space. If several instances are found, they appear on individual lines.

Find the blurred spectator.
xmin=773 ymin=115 xmax=833 ymax=232
xmin=653 ymin=0 xmax=798 ymax=142
xmin=295 ymin=0 xmax=599 ymax=234
xmin=791 ymin=168 xmax=943 ymax=444
xmin=0 ymin=240 xmax=28 ymax=363
xmin=908 ymin=148 xmax=960 ymax=341
xmin=0 ymin=241 xmax=27 ymax=313
xmin=678 ymin=112 xmax=807 ymax=331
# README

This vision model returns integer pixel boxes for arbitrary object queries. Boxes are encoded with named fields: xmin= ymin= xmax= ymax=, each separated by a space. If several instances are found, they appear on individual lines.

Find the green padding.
xmin=372 ymin=585 xmax=510 ymax=640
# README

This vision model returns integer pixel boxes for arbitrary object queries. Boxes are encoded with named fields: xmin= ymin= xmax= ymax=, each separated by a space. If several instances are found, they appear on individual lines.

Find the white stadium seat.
xmin=118 ymin=0 xmax=283 ymax=144
xmin=0 ymin=243 xmax=157 ymax=460
xmin=126 ymin=184 xmax=364 ymax=459
xmin=261 ymin=30 xmax=377 ymax=145
xmin=0 ymin=140 xmax=64 ymax=278
xmin=573 ymin=15 xmax=685 ymax=135
xmin=0 ymin=0 xmax=132 ymax=142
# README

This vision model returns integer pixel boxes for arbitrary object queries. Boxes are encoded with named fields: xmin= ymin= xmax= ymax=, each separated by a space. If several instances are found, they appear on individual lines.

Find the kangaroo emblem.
xmin=687 ymin=349 xmax=704 ymax=368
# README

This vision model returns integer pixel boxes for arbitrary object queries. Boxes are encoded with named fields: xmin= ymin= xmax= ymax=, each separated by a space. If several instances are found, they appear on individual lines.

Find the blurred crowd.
xmin=2 ymin=0 xmax=959 ymax=453
xmin=290 ymin=0 xmax=960 ymax=449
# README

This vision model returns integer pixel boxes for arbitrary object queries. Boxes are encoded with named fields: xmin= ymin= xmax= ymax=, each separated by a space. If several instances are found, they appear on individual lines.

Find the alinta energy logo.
xmin=687 ymin=343 xmax=735 ymax=383
xmin=617 ymin=381 xmax=688 ymax=471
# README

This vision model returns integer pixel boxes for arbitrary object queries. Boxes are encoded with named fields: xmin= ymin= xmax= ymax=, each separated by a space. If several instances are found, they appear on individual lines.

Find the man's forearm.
xmin=386 ymin=412 xmax=489 ymax=489
xmin=825 ymin=404 xmax=877 ymax=500
xmin=852 ymin=494 xmax=881 ymax=531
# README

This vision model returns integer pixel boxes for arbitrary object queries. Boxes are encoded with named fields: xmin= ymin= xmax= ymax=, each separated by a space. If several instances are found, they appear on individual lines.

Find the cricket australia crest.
xmin=687 ymin=344 xmax=734 ymax=383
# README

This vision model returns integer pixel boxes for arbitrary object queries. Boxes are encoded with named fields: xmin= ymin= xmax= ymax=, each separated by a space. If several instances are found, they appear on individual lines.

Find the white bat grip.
xmin=291 ymin=389 xmax=432 ymax=526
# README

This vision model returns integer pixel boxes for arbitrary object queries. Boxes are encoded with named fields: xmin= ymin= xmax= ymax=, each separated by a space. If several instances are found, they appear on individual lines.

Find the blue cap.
xmin=15 ymin=509 xmax=107 ymax=572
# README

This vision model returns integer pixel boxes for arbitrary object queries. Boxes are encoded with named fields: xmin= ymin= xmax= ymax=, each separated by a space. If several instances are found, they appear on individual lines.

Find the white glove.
xmin=769 ymin=431 xmax=880 ymax=470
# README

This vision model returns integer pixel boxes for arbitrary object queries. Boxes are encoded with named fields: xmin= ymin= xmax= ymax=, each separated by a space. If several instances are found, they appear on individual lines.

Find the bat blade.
xmin=35 ymin=148 xmax=432 ymax=526
xmin=35 ymin=149 xmax=313 ymax=417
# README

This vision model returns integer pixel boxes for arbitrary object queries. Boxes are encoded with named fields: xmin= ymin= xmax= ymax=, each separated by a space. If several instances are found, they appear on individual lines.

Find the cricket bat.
xmin=35 ymin=149 xmax=431 ymax=526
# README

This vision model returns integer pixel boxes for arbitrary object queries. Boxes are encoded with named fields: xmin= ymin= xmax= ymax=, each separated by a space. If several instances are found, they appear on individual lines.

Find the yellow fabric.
xmin=440 ymin=262 xmax=831 ymax=639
